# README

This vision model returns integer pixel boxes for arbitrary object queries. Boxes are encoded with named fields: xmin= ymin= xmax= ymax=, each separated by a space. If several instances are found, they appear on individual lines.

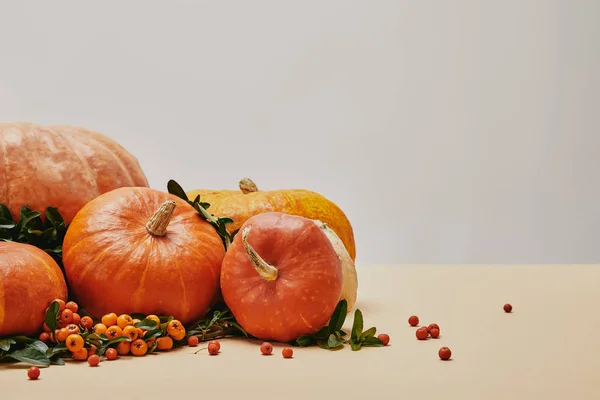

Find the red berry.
xmin=408 ymin=315 xmax=419 ymax=326
xmin=416 ymin=327 xmax=428 ymax=340
xmin=27 ymin=366 xmax=40 ymax=380
xmin=260 ymin=342 xmax=273 ymax=355
xmin=377 ymin=334 xmax=390 ymax=346
xmin=187 ymin=336 xmax=199 ymax=347
xmin=71 ymin=313 xmax=81 ymax=325
xmin=439 ymin=346 xmax=452 ymax=360
xmin=65 ymin=301 xmax=79 ymax=313
xmin=208 ymin=340 xmax=220 ymax=351
xmin=208 ymin=342 xmax=219 ymax=355
xmin=282 ymin=347 xmax=293 ymax=358
xmin=39 ymin=332 xmax=50 ymax=342
xmin=427 ymin=323 xmax=439 ymax=333
xmin=60 ymin=309 xmax=73 ymax=324
xmin=504 ymin=304 xmax=512 ymax=313
xmin=430 ymin=328 xmax=440 ymax=338
xmin=105 ymin=348 xmax=117 ymax=360
xmin=88 ymin=354 xmax=100 ymax=366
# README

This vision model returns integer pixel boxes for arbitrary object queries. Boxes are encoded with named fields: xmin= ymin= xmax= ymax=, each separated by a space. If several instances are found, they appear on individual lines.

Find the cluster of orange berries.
xmin=38 ymin=299 xmax=203 ymax=367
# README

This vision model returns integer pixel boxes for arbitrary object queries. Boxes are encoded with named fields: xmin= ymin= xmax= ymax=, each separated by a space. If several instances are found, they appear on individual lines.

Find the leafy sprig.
xmin=0 ymin=204 xmax=68 ymax=271
xmin=185 ymin=306 xmax=248 ymax=342
xmin=166 ymin=180 xmax=238 ymax=249
xmin=294 ymin=300 xmax=384 ymax=351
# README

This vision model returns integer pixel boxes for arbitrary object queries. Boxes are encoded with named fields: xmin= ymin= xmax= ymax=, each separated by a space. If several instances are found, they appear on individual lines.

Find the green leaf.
xmin=327 ymin=334 xmax=344 ymax=349
xmin=143 ymin=328 xmax=163 ymax=340
xmin=10 ymin=336 xmax=37 ymax=344
xmin=361 ymin=336 xmax=385 ymax=347
xmin=9 ymin=347 xmax=50 ymax=367
xmin=328 ymin=299 xmax=348 ymax=334
xmin=0 ymin=338 xmax=16 ymax=351
xmin=47 ymin=343 xmax=67 ymax=356
xmin=218 ymin=217 xmax=234 ymax=226
xmin=28 ymin=340 xmax=49 ymax=353
xmin=0 ymin=204 xmax=13 ymax=221
xmin=360 ymin=327 xmax=377 ymax=341
xmin=351 ymin=309 xmax=363 ymax=342
xmin=134 ymin=319 xmax=159 ymax=330
xmin=45 ymin=300 xmax=60 ymax=332
xmin=45 ymin=207 xmax=63 ymax=227
xmin=295 ymin=336 xmax=315 ymax=347
xmin=49 ymin=354 xmax=65 ymax=365
xmin=107 ymin=336 xmax=131 ymax=346
xmin=0 ymin=217 xmax=15 ymax=229
xmin=350 ymin=341 xmax=362 ymax=351
xmin=167 ymin=180 xmax=189 ymax=202
xmin=316 ymin=339 xmax=330 ymax=349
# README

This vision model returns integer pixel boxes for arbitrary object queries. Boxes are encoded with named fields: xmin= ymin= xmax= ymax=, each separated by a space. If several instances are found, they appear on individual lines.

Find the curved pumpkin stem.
xmin=241 ymin=226 xmax=278 ymax=281
xmin=239 ymin=178 xmax=258 ymax=194
xmin=146 ymin=200 xmax=176 ymax=236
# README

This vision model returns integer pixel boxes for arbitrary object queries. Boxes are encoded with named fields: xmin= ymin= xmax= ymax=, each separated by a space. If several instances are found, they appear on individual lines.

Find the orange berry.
xmin=42 ymin=322 xmax=51 ymax=333
xmin=57 ymin=328 xmax=69 ymax=343
xmin=80 ymin=316 xmax=94 ymax=330
xmin=136 ymin=328 xmax=146 ymax=340
xmin=72 ymin=348 xmax=88 ymax=361
xmin=105 ymin=325 xmax=123 ymax=340
xmin=88 ymin=354 xmax=100 ymax=366
xmin=156 ymin=336 xmax=174 ymax=351
xmin=71 ymin=313 xmax=81 ymax=325
xmin=282 ymin=347 xmax=293 ymax=358
xmin=60 ymin=309 xmax=73 ymax=324
xmin=123 ymin=326 xmax=138 ymax=341
xmin=208 ymin=342 xmax=219 ymax=355
xmin=166 ymin=320 xmax=186 ymax=341
xmin=93 ymin=323 xmax=107 ymax=335
xmin=130 ymin=339 xmax=148 ymax=356
xmin=66 ymin=324 xmax=80 ymax=335
xmin=208 ymin=340 xmax=220 ymax=351
xmin=39 ymin=332 xmax=50 ymax=342
xmin=105 ymin=348 xmax=118 ymax=360
xmin=66 ymin=334 xmax=84 ymax=352
xmin=88 ymin=344 xmax=97 ymax=356
xmin=54 ymin=299 xmax=66 ymax=311
xmin=187 ymin=336 xmax=199 ymax=347
xmin=117 ymin=314 xmax=133 ymax=330
xmin=65 ymin=301 xmax=78 ymax=313
xmin=116 ymin=341 xmax=131 ymax=355
xmin=101 ymin=313 xmax=117 ymax=327
xmin=132 ymin=318 xmax=142 ymax=325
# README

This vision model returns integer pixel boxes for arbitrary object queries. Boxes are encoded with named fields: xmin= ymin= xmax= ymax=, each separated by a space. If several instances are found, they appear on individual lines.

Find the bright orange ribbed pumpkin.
xmin=186 ymin=178 xmax=356 ymax=261
xmin=62 ymin=187 xmax=226 ymax=325
xmin=0 ymin=122 xmax=149 ymax=224
xmin=220 ymin=212 xmax=343 ymax=343
xmin=0 ymin=242 xmax=68 ymax=337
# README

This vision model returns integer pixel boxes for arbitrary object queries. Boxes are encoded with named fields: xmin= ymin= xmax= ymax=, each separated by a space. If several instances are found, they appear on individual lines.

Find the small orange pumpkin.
xmin=186 ymin=178 xmax=356 ymax=261
xmin=0 ymin=242 xmax=68 ymax=337
xmin=0 ymin=122 xmax=149 ymax=224
xmin=62 ymin=187 xmax=226 ymax=325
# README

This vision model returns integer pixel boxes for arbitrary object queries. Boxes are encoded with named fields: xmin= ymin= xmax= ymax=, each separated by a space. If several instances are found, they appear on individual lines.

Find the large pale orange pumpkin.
xmin=0 ymin=241 xmax=68 ymax=337
xmin=187 ymin=178 xmax=356 ymax=260
xmin=220 ymin=212 xmax=343 ymax=343
xmin=0 ymin=122 xmax=149 ymax=224
xmin=62 ymin=187 xmax=226 ymax=325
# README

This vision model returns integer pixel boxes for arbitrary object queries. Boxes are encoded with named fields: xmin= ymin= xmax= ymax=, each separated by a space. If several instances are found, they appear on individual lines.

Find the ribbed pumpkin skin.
xmin=187 ymin=183 xmax=356 ymax=261
xmin=0 ymin=242 xmax=68 ymax=337
xmin=220 ymin=212 xmax=343 ymax=343
xmin=0 ymin=122 xmax=149 ymax=224
xmin=62 ymin=187 xmax=226 ymax=325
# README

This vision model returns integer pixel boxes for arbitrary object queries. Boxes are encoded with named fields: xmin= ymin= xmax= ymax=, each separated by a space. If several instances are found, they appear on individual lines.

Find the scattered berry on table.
xmin=438 ymin=347 xmax=452 ymax=360
xmin=187 ymin=336 xmax=199 ymax=347
xmin=408 ymin=315 xmax=419 ymax=326
xmin=260 ymin=342 xmax=273 ymax=355
xmin=208 ymin=341 xmax=220 ymax=355
xmin=416 ymin=327 xmax=429 ymax=340
xmin=105 ymin=348 xmax=118 ymax=360
xmin=504 ymin=303 xmax=512 ymax=313
xmin=377 ymin=334 xmax=390 ymax=346
xmin=208 ymin=340 xmax=221 ymax=351
xmin=427 ymin=323 xmax=439 ymax=333
xmin=88 ymin=354 xmax=100 ymax=366
xmin=282 ymin=347 xmax=293 ymax=358
xmin=27 ymin=366 xmax=40 ymax=380
xmin=430 ymin=328 xmax=440 ymax=339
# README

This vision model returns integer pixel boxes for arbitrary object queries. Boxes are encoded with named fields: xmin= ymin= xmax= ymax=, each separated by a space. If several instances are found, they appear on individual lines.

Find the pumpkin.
xmin=186 ymin=178 xmax=356 ymax=261
xmin=220 ymin=212 xmax=343 ymax=343
xmin=62 ymin=187 xmax=226 ymax=325
xmin=0 ymin=241 xmax=68 ymax=337
xmin=0 ymin=122 xmax=149 ymax=224
xmin=313 ymin=219 xmax=358 ymax=311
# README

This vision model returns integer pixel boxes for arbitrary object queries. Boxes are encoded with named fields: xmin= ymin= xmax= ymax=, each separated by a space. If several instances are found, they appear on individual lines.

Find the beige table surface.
xmin=2 ymin=264 xmax=599 ymax=400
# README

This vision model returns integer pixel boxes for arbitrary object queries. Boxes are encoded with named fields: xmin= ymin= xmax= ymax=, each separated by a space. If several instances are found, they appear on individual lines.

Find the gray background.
xmin=1 ymin=0 xmax=598 ymax=265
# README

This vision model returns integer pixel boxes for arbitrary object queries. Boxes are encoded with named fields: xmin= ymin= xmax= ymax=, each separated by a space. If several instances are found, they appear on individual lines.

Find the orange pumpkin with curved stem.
xmin=0 ymin=122 xmax=149 ymax=224
xmin=62 ymin=187 xmax=225 ymax=325
xmin=0 ymin=242 xmax=68 ymax=337
xmin=186 ymin=178 xmax=356 ymax=261
xmin=220 ymin=212 xmax=343 ymax=343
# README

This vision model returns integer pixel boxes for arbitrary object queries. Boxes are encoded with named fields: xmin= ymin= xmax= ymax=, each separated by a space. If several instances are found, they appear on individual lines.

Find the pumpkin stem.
xmin=241 ymin=226 xmax=278 ymax=281
xmin=239 ymin=178 xmax=258 ymax=194
xmin=146 ymin=200 xmax=177 ymax=236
